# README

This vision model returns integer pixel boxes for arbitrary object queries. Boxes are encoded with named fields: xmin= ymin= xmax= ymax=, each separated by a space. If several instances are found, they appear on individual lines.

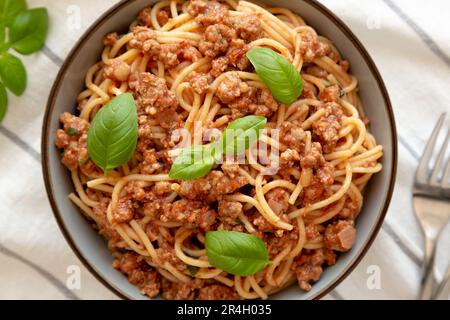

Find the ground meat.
xmin=312 ymin=103 xmax=343 ymax=153
xmin=339 ymin=198 xmax=360 ymax=220
xmin=153 ymin=181 xmax=173 ymax=196
xmin=157 ymin=9 xmax=170 ymax=26
xmin=93 ymin=197 xmax=118 ymax=239
xmin=319 ymin=85 xmax=341 ymax=103
xmin=104 ymin=59 xmax=131 ymax=82
xmin=130 ymin=26 xmax=193 ymax=67
xmin=254 ymin=214 xmax=290 ymax=236
xmin=305 ymin=66 xmax=328 ymax=79
xmin=218 ymin=200 xmax=243 ymax=225
xmin=137 ymin=7 xmax=152 ymax=27
xmin=278 ymin=148 xmax=301 ymax=178
xmin=300 ymin=142 xmax=324 ymax=169
xmin=305 ymin=224 xmax=321 ymax=242
xmin=299 ymin=33 xmax=331 ymax=63
xmin=226 ymin=39 xmax=250 ymax=70
xmin=264 ymin=230 xmax=298 ymax=258
xmin=187 ymin=0 xmax=229 ymax=27
xmin=156 ymin=242 xmax=187 ymax=271
xmin=254 ymin=189 xmax=290 ymax=235
xmin=340 ymin=60 xmax=350 ymax=72
xmin=182 ymin=46 xmax=202 ymax=62
xmin=197 ymin=285 xmax=240 ymax=300
xmin=324 ymin=220 xmax=356 ymax=252
xmin=228 ymin=86 xmax=257 ymax=119
xmin=129 ymin=72 xmax=178 ymax=114
xmin=316 ymin=162 xmax=335 ymax=185
xmin=300 ymin=82 xmax=317 ymax=99
xmin=189 ymin=72 xmax=212 ymax=95
xmin=139 ymin=149 xmax=163 ymax=174
xmin=113 ymin=253 xmax=161 ymax=298
xmin=125 ymin=181 xmax=147 ymax=201
xmin=199 ymin=24 xmax=236 ymax=58
xmin=103 ymin=32 xmax=119 ymax=46
xmin=211 ymin=56 xmax=229 ymax=78
xmin=176 ymin=164 xmax=249 ymax=202
xmin=249 ymin=88 xmax=279 ymax=117
xmin=113 ymin=196 xmax=134 ymax=224
xmin=55 ymin=113 xmax=90 ymax=171
xmin=129 ymin=26 xmax=161 ymax=57
xmin=158 ymin=199 xmax=217 ymax=230
xmin=161 ymin=278 xmax=204 ymax=300
xmin=266 ymin=188 xmax=290 ymax=215
xmin=228 ymin=14 xmax=262 ymax=42
xmin=292 ymin=249 xmax=336 ymax=291
xmin=301 ymin=177 xmax=326 ymax=204
xmin=79 ymin=160 xmax=102 ymax=177
xmin=159 ymin=42 xmax=190 ymax=68
xmin=216 ymin=72 xmax=249 ymax=104
xmin=279 ymin=122 xmax=306 ymax=153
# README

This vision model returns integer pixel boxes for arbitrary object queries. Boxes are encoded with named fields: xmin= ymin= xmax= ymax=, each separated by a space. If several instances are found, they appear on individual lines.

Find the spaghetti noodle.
xmin=55 ymin=0 xmax=383 ymax=300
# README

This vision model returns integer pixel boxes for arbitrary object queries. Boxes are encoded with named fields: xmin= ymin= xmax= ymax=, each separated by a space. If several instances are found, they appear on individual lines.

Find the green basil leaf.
xmin=169 ymin=145 xmax=215 ymax=180
xmin=9 ymin=8 xmax=48 ymax=55
xmin=247 ymin=47 xmax=303 ymax=105
xmin=0 ymin=82 xmax=7 ymax=123
xmin=87 ymin=93 xmax=138 ymax=174
xmin=0 ymin=0 xmax=27 ymax=26
xmin=67 ymin=127 xmax=80 ymax=136
xmin=205 ymin=231 xmax=270 ymax=276
xmin=0 ymin=52 xmax=26 ymax=96
xmin=188 ymin=265 xmax=199 ymax=276
xmin=217 ymin=115 xmax=267 ymax=158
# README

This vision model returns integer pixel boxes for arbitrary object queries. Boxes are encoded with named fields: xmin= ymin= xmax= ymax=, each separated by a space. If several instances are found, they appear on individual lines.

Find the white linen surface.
xmin=0 ymin=0 xmax=449 ymax=300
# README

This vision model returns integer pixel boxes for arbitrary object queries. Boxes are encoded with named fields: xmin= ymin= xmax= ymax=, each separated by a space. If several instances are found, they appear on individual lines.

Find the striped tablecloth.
xmin=1 ymin=0 xmax=449 ymax=299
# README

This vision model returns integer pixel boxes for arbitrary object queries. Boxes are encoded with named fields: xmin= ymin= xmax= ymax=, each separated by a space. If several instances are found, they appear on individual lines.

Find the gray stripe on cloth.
xmin=382 ymin=224 xmax=421 ymax=266
xmin=42 ymin=45 xmax=64 ymax=67
xmin=0 ymin=126 xmax=40 ymax=162
xmin=0 ymin=243 xmax=80 ymax=299
xmin=329 ymin=290 xmax=344 ymax=300
xmin=398 ymin=136 xmax=421 ymax=161
xmin=382 ymin=0 xmax=450 ymax=68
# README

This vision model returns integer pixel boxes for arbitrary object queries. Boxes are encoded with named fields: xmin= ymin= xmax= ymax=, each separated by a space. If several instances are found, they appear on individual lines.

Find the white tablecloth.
xmin=0 ymin=0 xmax=449 ymax=300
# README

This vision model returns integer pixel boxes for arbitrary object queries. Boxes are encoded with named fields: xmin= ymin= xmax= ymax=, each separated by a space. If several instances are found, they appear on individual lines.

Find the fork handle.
xmin=420 ymin=236 xmax=438 ymax=300
xmin=433 ymin=267 xmax=450 ymax=300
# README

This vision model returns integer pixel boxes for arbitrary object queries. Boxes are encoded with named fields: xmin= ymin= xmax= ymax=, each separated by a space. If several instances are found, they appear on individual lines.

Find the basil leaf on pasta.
xmin=205 ymin=231 xmax=270 ymax=276
xmin=0 ymin=0 xmax=27 ymax=26
xmin=87 ymin=93 xmax=138 ymax=174
xmin=217 ymin=115 xmax=267 ymax=158
xmin=169 ymin=145 xmax=216 ymax=180
xmin=0 ymin=83 xmax=7 ymax=122
xmin=0 ymin=52 xmax=27 ymax=96
xmin=247 ymin=47 xmax=303 ymax=105
xmin=9 ymin=8 xmax=48 ymax=55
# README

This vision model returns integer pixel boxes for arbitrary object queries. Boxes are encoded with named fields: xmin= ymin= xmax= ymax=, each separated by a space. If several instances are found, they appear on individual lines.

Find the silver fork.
xmin=413 ymin=113 xmax=450 ymax=300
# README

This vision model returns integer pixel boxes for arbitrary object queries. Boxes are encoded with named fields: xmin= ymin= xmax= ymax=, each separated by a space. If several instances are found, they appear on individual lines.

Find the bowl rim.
xmin=41 ymin=0 xmax=398 ymax=300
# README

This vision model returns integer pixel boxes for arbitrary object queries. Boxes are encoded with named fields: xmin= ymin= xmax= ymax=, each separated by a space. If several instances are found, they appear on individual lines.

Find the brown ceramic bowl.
xmin=42 ymin=0 xmax=397 ymax=300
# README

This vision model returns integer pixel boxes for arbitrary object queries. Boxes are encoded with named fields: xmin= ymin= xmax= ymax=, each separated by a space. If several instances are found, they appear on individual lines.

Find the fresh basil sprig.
xmin=0 ymin=83 xmax=6 ymax=122
xmin=205 ymin=231 xmax=270 ymax=276
xmin=247 ymin=47 xmax=303 ymax=105
xmin=0 ymin=52 xmax=27 ymax=95
xmin=0 ymin=1 xmax=49 ymax=123
xmin=168 ymin=115 xmax=267 ymax=180
xmin=87 ymin=93 xmax=138 ymax=174
xmin=9 ymin=8 xmax=49 ymax=55
xmin=218 ymin=115 xmax=267 ymax=157
xmin=169 ymin=145 xmax=216 ymax=180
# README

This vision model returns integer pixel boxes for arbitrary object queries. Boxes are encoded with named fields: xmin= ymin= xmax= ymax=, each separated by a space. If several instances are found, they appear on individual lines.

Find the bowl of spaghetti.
xmin=42 ymin=0 xmax=397 ymax=300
